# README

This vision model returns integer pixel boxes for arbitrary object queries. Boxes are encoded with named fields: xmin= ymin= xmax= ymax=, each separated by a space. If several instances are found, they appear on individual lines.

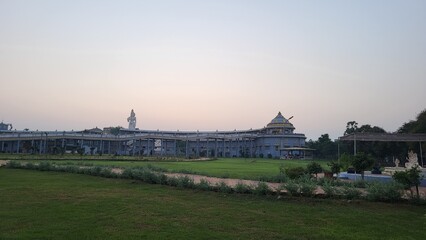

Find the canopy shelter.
xmin=338 ymin=133 xmax=426 ymax=166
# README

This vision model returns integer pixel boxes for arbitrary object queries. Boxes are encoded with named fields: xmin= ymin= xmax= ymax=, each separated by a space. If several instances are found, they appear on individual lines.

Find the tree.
xmin=393 ymin=166 xmax=423 ymax=199
xmin=350 ymin=152 xmax=375 ymax=180
xmin=306 ymin=162 xmax=323 ymax=178
xmin=328 ymin=161 xmax=342 ymax=178
xmin=306 ymin=134 xmax=337 ymax=159
xmin=398 ymin=109 xmax=426 ymax=133
xmin=344 ymin=121 xmax=358 ymax=135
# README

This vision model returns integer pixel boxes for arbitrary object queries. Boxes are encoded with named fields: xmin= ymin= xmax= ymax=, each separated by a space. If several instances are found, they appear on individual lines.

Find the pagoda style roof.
xmin=266 ymin=112 xmax=294 ymax=129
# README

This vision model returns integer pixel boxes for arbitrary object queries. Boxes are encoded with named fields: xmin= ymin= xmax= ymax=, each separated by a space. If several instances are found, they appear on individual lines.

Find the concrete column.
xmin=39 ymin=139 xmax=42 ymax=154
xmin=1 ymin=141 xmax=4 ymax=152
xmin=174 ymin=139 xmax=177 ymax=157
xmin=215 ymin=139 xmax=218 ymax=158
xmin=16 ymin=139 xmax=20 ymax=154
xmin=223 ymin=138 xmax=225 ymax=157
xmin=196 ymin=139 xmax=200 ymax=158
xmin=206 ymin=138 xmax=209 ymax=158
xmin=108 ymin=141 xmax=111 ymax=155
xmin=185 ymin=139 xmax=188 ymax=158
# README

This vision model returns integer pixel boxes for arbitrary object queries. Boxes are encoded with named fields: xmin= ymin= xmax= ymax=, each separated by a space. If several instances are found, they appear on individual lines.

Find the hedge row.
xmin=5 ymin=161 xmax=421 ymax=203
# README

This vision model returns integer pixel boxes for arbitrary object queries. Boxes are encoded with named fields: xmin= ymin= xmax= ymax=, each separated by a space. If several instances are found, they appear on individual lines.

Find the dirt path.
xmin=0 ymin=160 xmax=9 ymax=167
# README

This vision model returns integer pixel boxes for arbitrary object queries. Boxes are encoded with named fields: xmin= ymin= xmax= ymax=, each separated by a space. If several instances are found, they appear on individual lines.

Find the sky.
xmin=0 ymin=0 xmax=425 ymax=140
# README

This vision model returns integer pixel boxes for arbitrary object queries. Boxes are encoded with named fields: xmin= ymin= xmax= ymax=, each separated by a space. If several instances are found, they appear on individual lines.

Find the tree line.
xmin=306 ymin=109 xmax=426 ymax=166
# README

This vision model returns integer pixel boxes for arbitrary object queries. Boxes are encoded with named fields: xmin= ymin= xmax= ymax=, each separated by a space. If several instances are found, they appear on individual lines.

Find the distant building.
xmin=0 ymin=112 xmax=312 ymax=158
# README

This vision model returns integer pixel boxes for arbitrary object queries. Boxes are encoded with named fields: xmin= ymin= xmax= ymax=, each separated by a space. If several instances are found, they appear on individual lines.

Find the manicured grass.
xmin=1 ymin=169 xmax=425 ymax=239
xmin=22 ymin=158 xmax=330 ymax=179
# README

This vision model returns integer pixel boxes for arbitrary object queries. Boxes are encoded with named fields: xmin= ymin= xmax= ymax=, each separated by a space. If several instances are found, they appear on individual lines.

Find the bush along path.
xmin=3 ymin=161 xmax=425 ymax=203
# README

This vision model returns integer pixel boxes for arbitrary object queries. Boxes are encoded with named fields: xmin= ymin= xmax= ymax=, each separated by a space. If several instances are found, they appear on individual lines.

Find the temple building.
xmin=0 ymin=111 xmax=312 ymax=159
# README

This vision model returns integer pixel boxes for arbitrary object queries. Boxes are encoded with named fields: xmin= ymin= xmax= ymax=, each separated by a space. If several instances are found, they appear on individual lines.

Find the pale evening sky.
xmin=0 ymin=0 xmax=425 ymax=140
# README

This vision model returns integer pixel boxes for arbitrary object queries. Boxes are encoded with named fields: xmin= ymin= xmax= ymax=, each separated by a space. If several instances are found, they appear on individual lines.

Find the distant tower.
xmin=127 ymin=109 xmax=136 ymax=130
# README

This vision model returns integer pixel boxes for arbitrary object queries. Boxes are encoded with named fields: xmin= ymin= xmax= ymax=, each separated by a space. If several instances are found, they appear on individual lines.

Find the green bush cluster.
xmin=234 ymin=182 xmax=253 ymax=194
xmin=5 ymin=161 xmax=423 ymax=204
xmin=280 ymin=175 xmax=316 ymax=197
xmin=366 ymin=182 xmax=404 ymax=202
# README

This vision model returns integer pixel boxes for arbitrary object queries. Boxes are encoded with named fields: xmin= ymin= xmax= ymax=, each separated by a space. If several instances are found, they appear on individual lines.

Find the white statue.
xmin=405 ymin=150 xmax=421 ymax=169
xmin=127 ymin=109 xmax=137 ymax=130
xmin=394 ymin=158 xmax=400 ymax=167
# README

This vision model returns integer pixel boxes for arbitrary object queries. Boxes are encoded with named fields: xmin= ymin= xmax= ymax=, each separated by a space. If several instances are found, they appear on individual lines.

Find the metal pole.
xmin=420 ymin=142 xmax=424 ymax=167
xmin=337 ymin=140 xmax=340 ymax=164
xmin=353 ymin=134 xmax=356 ymax=156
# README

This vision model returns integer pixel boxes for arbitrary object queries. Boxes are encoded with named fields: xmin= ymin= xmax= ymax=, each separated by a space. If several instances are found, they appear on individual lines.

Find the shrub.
xmin=298 ymin=175 xmax=317 ymax=197
xmin=366 ymin=182 xmax=404 ymax=202
xmin=6 ymin=161 xmax=23 ymax=168
xmin=196 ymin=179 xmax=211 ymax=191
xmin=166 ymin=177 xmax=179 ymax=187
xmin=234 ymin=182 xmax=253 ymax=194
xmin=140 ymin=170 xmax=161 ymax=184
xmin=393 ymin=166 xmax=423 ymax=199
xmin=258 ymin=173 xmax=287 ymax=183
xmin=253 ymin=182 xmax=271 ymax=195
xmin=282 ymin=180 xmax=299 ymax=196
xmin=285 ymin=167 xmax=306 ymax=179
xmin=352 ymin=180 xmax=367 ymax=188
xmin=216 ymin=181 xmax=233 ymax=193
xmin=89 ymin=166 xmax=102 ymax=176
xmin=328 ymin=161 xmax=342 ymax=176
xmin=321 ymin=180 xmax=341 ymax=198
xmin=342 ymin=185 xmax=362 ymax=200
xmin=306 ymin=162 xmax=323 ymax=178
xmin=177 ymin=176 xmax=195 ymax=189
xmin=38 ymin=162 xmax=53 ymax=171
xmin=120 ymin=169 xmax=133 ymax=179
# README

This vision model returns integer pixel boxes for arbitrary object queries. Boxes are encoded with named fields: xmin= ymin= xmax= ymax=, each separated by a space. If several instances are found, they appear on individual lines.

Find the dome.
xmin=267 ymin=112 xmax=294 ymax=129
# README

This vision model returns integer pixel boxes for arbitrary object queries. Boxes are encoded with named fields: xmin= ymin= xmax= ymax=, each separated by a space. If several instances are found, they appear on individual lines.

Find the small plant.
xmin=281 ymin=180 xmax=299 ymax=196
xmin=216 ymin=181 xmax=233 ymax=193
xmin=298 ymin=175 xmax=317 ymax=197
xmin=38 ymin=162 xmax=53 ymax=171
xmin=393 ymin=166 xmax=423 ymax=199
xmin=350 ymin=152 xmax=375 ymax=180
xmin=253 ymin=182 xmax=271 ymax=195
xmin=306 ymin=162 xmax=323 ymax=178
xmin=177 ymin=176 xmax=196 ymax=189
xmin=352 ymin=180 xmax=367 ymax=188
xmin=166 ymin=177 xmax=179 ymax=187
xmin=196 ymin=178 xmax=211 ymax=191
xmin=328 ymin=161 xmax=342 ymax=177
xmin=234 ymin=182 xmax=252 ymax=194
xmin=321 ymin=179 xmax=341 ymax=198
xmin=342 ymin=185 xmax=362 ymax=200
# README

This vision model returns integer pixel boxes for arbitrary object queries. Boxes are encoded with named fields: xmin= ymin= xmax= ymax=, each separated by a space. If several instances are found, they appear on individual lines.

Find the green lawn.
xmin=0 ymin=168 xmax=425 ymax=239
xmin=21 ymin=158 xmax=331 ymax=179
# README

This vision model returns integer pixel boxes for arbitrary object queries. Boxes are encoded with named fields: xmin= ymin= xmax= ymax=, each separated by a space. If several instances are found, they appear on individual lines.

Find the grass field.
xmin=1 ymin=168 xmax=425 ymax=239
xmin=16 ymin=158 xmax=331 ymax=179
